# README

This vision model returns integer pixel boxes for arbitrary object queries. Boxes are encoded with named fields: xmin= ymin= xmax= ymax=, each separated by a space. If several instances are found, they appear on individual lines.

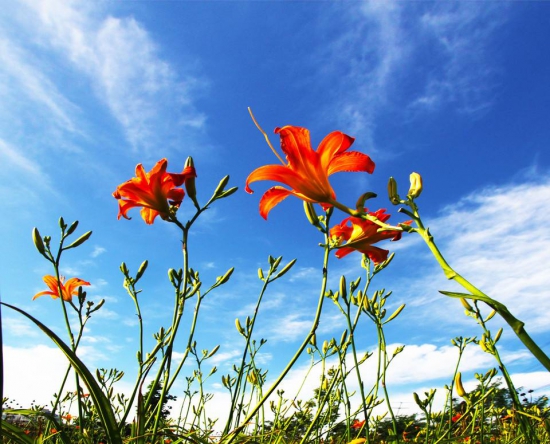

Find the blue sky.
xmin=2 ymin=0 xmax=550 ymax=420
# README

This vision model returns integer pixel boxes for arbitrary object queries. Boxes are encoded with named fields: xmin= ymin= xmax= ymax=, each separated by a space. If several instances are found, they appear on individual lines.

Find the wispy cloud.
xmin=411 ymin=176 xmax=550 ymax=332
xmin=315 ymin=2 xmax=506 ymax=150
xmin=3 ymin=0 xmax=206 ymax=155
xmin=91 ymin=246 xmax=107 ymax=258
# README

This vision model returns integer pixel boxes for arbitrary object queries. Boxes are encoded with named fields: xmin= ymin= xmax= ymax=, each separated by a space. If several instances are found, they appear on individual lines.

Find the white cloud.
xmin=405 ymin=177 xmax=550 ymax=333
xmin=2 ymin=317 xmax=41 ymax=338
xmin=4 ymin=0 xmax=206 ymax=154
xmin=3 ymin=345 xmax=76 ymax=407
xmin=90 ymin=246 xmax=107 ymax=258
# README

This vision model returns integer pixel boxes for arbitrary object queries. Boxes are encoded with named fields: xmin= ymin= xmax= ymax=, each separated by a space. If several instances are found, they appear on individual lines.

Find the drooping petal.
xmin=258 ymin=186 xmax=293 ymax=220
xmin=32 ymin=290 xmax=57 ymax=300
xmin=140 ymin=207 xmax=161 ymax=225
xmin=169 ymin=165 xmax=197 ymax=186
xmin=327 ymin=151 xmax=375 ymax=176
xmin=246 ymin=165 xmax=308 ymax=195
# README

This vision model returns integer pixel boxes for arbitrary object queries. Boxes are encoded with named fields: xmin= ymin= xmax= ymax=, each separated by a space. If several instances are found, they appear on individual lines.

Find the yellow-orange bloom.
xmin=113 ymin=158 xmax=197 ymax=225
xmin=33 ymin=275 xmax=90 ymax=302
xmin=330 ymin=209 xmax=405 ymax=264
xmin=246 ymin=126 xmax=375 ymax=219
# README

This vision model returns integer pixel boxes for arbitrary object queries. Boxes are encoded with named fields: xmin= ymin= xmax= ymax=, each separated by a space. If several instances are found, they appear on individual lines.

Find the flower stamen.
xmin=248 ymin=107 xmax=286 ymax=166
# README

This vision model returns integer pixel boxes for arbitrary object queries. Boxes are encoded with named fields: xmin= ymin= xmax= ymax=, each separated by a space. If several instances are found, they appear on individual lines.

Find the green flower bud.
xmin=388 ymin=177 xmax=400 ymax=205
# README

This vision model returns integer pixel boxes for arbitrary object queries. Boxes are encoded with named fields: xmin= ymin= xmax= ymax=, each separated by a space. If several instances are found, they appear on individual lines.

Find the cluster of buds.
xmin=388 ymin=172 xmax=423 ymax=204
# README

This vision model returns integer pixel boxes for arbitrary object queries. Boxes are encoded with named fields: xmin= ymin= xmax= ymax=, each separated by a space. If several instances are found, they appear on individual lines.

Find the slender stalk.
xmin=222 ymin=266 xmax=275 ymax=435
xmin=223 ymin=219 xmax=332 ymax=444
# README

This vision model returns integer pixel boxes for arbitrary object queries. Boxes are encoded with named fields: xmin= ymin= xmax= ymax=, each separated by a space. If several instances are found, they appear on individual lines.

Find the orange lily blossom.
xmin=33 ymin=275 xmax=90 ymax=302
xmin=330 ymin=209 xmax=407 ymax=264
xmin=245 ymin=125 xmax=375 ymax=219
xmin=113 ymin=158 xmax=196 ymax=225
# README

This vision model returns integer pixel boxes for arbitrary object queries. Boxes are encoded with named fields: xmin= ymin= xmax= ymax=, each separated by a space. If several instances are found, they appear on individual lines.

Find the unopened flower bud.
xmin=388 ymin=177 xmax=400 ymax=205
xmin=184 ymin=157 xmax=199 ymax=208
xmin=32 ymin=228 xmax=47 ymax=256
xmin=455 ymin=372 xmax=467 ymax=398
xmin=407 ymin=172 xmax=423 ymax=199
xmin=303 ymin=201 xmax=321 ymax=228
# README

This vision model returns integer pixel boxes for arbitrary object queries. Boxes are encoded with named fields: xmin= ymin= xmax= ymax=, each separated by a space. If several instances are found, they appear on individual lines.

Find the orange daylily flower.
xmin=246 ymin=125 xmax=375 ymax=219
xmin=113 ymin=158 xmax=196 ymax=225
xmin=330 ymin=209 xmax=406 ymax=264
xmin=33 ymin=275 xmax=90 ymax=302
xmin=351 ymin=419 xmax=366 ymax=429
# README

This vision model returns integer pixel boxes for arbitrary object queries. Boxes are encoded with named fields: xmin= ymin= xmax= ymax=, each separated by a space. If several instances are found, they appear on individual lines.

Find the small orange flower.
xmin=246 ymin=126 xmax=375 ymax=219
xmin=113 ymin=158 xmax=196 ymax=225
xmin=63 ymin=414 xmax=72 ymax=421
xmin=50 ymin=428 xmax=58 ymax=434
xmin=33 ymin=275 xmax=90 ymax=302
xmin=351 ymin=419 xmax=366 ymax=429
xmin=452 ymin=413 xmax=462 ymax=422
xmin=330 ymin=209 xmax=405 ymax=264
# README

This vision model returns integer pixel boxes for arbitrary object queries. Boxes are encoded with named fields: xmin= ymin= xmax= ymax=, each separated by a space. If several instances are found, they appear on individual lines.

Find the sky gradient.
xmin=2 ymin=0 xmax=550 ymax=420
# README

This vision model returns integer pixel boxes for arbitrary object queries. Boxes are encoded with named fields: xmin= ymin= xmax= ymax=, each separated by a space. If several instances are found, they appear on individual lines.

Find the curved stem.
xmin=410 ymin=202 xmax=550 ymax=372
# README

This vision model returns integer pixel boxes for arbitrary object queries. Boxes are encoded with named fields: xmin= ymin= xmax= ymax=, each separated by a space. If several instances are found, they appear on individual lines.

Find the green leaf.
xmin=2 ymin=302 xmax=123 ymax=444
xmin=439 ymin=290 xmax=475 ymax=299
xmin=1 ymin=419 xmax=35 ymax=444
xmin=3 ymin=409 xmax=70 ymax=444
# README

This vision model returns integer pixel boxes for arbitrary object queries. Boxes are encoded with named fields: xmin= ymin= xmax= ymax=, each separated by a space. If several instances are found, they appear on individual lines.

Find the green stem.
xmin=223 ymin=223 xmax=332 ymax=444
xmin=410 ymin=203 xmax=550 ymax=372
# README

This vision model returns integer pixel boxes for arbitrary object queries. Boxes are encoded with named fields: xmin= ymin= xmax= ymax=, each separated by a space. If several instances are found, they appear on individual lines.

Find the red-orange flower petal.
xmin=33 ymin=275 xmax=90 ymax=302
xmin=246 ymin=126 xmax=375 ymax=219
xmin=330 ymin=209 xmax=404 ymax=264
xmin=113 ymin=159 xmax=196 ymax=225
